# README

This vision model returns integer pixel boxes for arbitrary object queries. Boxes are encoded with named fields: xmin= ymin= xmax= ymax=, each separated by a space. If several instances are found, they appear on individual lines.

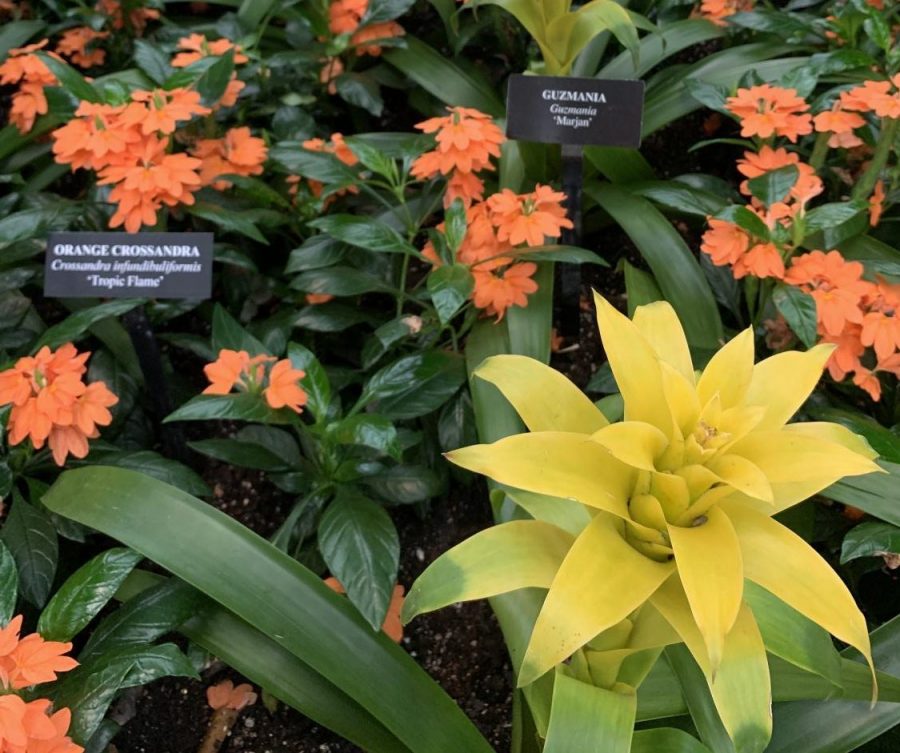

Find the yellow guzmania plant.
xmin=403 ymin=292 xmax=882 ymax=748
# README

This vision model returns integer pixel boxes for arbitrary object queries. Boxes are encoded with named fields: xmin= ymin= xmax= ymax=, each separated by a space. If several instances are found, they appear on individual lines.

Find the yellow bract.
xmin=403 ymin=293 xmax=882 ymax=750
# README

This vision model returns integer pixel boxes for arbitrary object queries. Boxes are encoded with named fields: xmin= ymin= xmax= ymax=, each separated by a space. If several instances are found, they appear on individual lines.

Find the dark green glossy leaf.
xmin=329 ymin=415 xmax=399 ymax=458
xmin=623 ymin=261 xmax=663 ymax=314
xmin=365 ymin=465 xmax=442 ymax=504
xmin=286 ymin=236 xmax=347 ymax=273
xmin=287 ymin=342 xmax=332 ymax=422
xmin=166 ymin=393 xmax=292 ymax=424
xmin=841 ymin=522 xmax=900 ymax=564
xmin=428 ymin=264 xmax=474 ymax=324
xmin=803 ymin=202 xmax=865 ymax=235
xmin=310 ymin=215 xmax=417 ymax=256
xmin=714 ymin=205 xmax=770 ymax=240
xmin=195 ymin=50 xmax=235 ymax=106
xmin=291 ymin=267 xmax=393 ymax=296
xmin=0 ymin=541 xmax=18 ymax=624
xmin=189 ymin=438 xmax=293 ymax=471
xmin=38 ymin=52 xmax=102 ymax=103
xmin=772 ymin=284 xmax=817 ymax=348
xmin=1 ymin=492 xmax=58 ymax=607
xmin=0 ymin=20 xmax=46 ymax=60
xmin=318 ymin=489 xmax=399 ymax=630
xmin=132 ymin=39 xmax=173 ymax=85
xmin=270 ymin=143 xmax=357 ymax=184
xmin=34 ymin=300 xmax=145 ymax=351
xmin=294 ymin=302 xmax=374 ymax=332
xmin=188 ymin=202 xmax=268 ymax=244
xmin=825 ymin=462 xmax=900 ymax=527
xmin=212 ymin=303 xmax=270 ymax=356
xmin=363 ymin=350 xmax=467 ymax=419
xmin=438 ymin=389 xmax=476 ymax=452
xmin=84 ymin=450 xmax=210 ymax=497
xmin=746 ymin=165 xmax=798 ymax=207
xmin=336 ymin=73 xmax=384 ymax=117
xmin=38 ymin=548 xmax=143 ymax=641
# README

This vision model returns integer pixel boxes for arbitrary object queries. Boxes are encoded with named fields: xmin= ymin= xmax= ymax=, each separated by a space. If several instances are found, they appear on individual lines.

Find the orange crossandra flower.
xmin=0 ymin=40 xmax=58 ymax=133
xmin=860 ymin=279 xmax=900 ymax=361
xmin=869 ymin=180 xmax=886 ymax=227
xmin=324 ymin=577 xmax=406 ymax=642
xmin=732 ymin=241 xmax=784 ymax=280
xmin=320 ymin=57 xmax=344 ymax=94
xmin=171 ymin=33 xmax=248 ymax=67
xmin=840 ymin=77 xmax=900 ymax=119
xmin=725 ymin=84 xmax=813 ymax=142
xmin=445 ymin=170 xmax=485 ymax=208
xmin=192 ymin=127 xmax=268 ymax=190
xmin=0 ymin=615 xmax=78 ymax=690
xmin=96 ymin=0 xmax=160 ymax=34
xmin=813 ymin=104 xmax=866 ymax=149
xmin=203 ymin=350 xmax=273 ymax=395
xmin=52 ymin=101 xmax=145 ymax=172
xmin=55 ymin=26 xmax=109 ymax=68
xmin=328 ymin=0 xmax=368 ymax=34
xmin=785 ymin=250 xmax=869 ymax=336
xmin=264 ymin=360 xmax=308 ymax=412
xmin=131 ymin=88 xmax=210 ymax=134
xmin=306 ymin=293 xmax=335 ymax=305
xmin=351 ymin=21 xmax=405 ymax=56
xmin=695 ymin=0 xmax=753 ymax=26
xmin=700 ymin=218 xmax=750 ymax=266
xmin=472 ymin=263 xmax=539 ymax=321
xmin=487 ymin=185 xmax=573 ymax=247
xmin=411 ymin=107 xmax=505 ymax=178
xmin=293 ymin=133 xmax=360 ymax=203
xmin=0 ymin=344 xmax=117 ymax=465
xmin=736 ymin=146 xmax=823 ymax=206
xmin=821 ymin=326 xmax=866 ymax=382
xmin=0 ymin=696 xmax=83 ymax=753
xmin=207 ymin=680 xmax=257 ymax=711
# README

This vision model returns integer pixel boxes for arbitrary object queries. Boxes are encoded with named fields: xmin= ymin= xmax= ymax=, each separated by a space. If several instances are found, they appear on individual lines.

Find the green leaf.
xmin=803 ymin=202 xmax=865 ymax=235
xmin=0 ymin=541 xmax=18 ymax=624
xmin=364 ymin=0 xmax=416 ymax=23
xmin=80 ymin=578 xmax=199 ymax=662
xmin=554 ymin=0 xmax=639 ymax=73
xmin=510 ymin=245 xmax=608 ymax=265
xmin=195 ymin=49 xmax=235 ymax=106
xmin=438 ymin=389 xmax=476 ymax=452
xmin=444 ymin=199 xmax=468 ymax=255
xmin=841 ymin=522 xmax=900 ymax=564
xmin=286 ymin=236 xmax=347 ymax=273
xmin=746 ymin=165 xmax=799 ymax=207
xmin=189 ymin=438 xmax=294 ymax=471
xmin=825 ymin=461 xmax=900 ymax=527
xmin=805 ymin=407 xmax=900 ymax=465
xmin=318 ymin=489 xmax=399 ymax=631
xmin=384 ymin=36 xmax=504 ymax=116
xmin=188 ymin=202 xmax=268 ymax=244
xmin=631 ymin=729 xmax=712 ymax=753
xmin=587 ymin=184 xmax=723 ymax=350
xmin=0 ymin=20 xmax=46 ymax=61
xmin=34 ymin=300 xmax=145 ymax=351
xmin=714 ymin=205 xmax=771 ymax=240
xmin=623 ymin=261 xmax=663 ymax=314
xmin=85 ymin=450 xmax=210 ymax=497
xmin=38 ymin=548 xmax=143 ymax=641
xmin=329 ymin=415 xmax=399 ymax=458
xmin=631 ymin=180 xmax=728 ymax=217
xmin=310 ymin=215 xmax=418 ymax=256
xmin=362 ymin=350 xmax=467 ymax=419
xmin=291 ymin=267 xmax=393 ymax=296
xmin=42 ymin=468 xmax=494 ymax=753
xmin=52 ymin=644 xmax=198 ymax=744
xmin=38 ymin=52 xmax=102 ymax=103
xmin=767 ymin=615 xmax=900 ymax=753
xmin=212 ymin=303 xmax=270 ymax=356
xmin=428 ymin=265 xmax=474 ymax=324
xmin=365 ymin=465 xmax=442 ymax=503
xmin=1 ymin=492 xmax=58 ymax=608
xmin=772 ymin=284 xmax=817 ymax=348
xmin=287 ymin=341 xmax=332 ymax=421
xmin=166 ymin=393 xmax=292 ymax=424
xmin=132 ymin=39 xmax=173 ymax=85
xmin=336 ymin=73 xmax=384 ymax=117
xmin=270 ymin=143 xmax=358 ymax=184
xmin=544 ymin=669 xmax=635 ymax=753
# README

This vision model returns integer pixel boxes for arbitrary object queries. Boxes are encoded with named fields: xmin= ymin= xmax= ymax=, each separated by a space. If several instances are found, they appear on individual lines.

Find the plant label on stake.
xmin=506 ymin=75 xmax=645 ymax=335
xmin=44 ymin=231 xmax=213 ymax=299
xmin=44 ymin=231 xmax=215 ymax=461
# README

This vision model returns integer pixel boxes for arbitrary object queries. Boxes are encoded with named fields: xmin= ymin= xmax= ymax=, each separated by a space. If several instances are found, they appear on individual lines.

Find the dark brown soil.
xmin=113 ymin=468 xmax=512 ymax=753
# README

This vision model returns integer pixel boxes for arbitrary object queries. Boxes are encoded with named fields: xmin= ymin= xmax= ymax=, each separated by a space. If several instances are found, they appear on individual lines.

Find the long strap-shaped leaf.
xmin=43 ymin=467 xmax=495 ymax=753
xmin=587 ymin=182 xmax=723 ymax=351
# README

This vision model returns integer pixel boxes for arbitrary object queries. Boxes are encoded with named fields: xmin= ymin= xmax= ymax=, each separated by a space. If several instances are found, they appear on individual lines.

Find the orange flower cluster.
xmin=206 ymin=680 xmax=257 ymax=711
xmin=0 ymin=40 xmax=58 ymax=134
xmin=701 ymin=219 xmax=785 ymax=280
xmin=324 ymin=577 xmax=405 ymax=643
xmin=327 ymin=0 xmax=405 ymax=56
xmin=55 ymin=26 xmax=110 ymax=68
xmin=411 ymin=107 xmax=506 ymax=208
xmin=203 ymin=350 xmax=308 ymax=414
xmin=695 ymin=0 xmax=754 ymax=26
xmin=423 ymin=185 xmax=571 ymax=320
xmin=783 ymin=251 xmax=900 ymax=401
xmin=191 ymin=127 xmax=268 ymax=190
xmin=288 ymin=132 xmax=359 ymax=203
xmin=0 ymin=344 xmax=117 ymax=466
xmin=725 ymin=84 xmax=813 ymax=142
xmin=0 ymin=615 xmax=81 ymax=753
xmin=52 ymin=92 xmax=209 ymax=232
xmin=736 ymin=146 xmax=823 ymax=208
xmin=95 ymin=0 xmax=159 ymax=34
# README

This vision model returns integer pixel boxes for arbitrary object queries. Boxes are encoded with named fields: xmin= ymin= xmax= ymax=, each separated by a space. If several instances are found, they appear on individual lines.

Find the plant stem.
xmin=396 ymin=252 xmax=411 ymax=317
xmin=852 ymin=117 xmax=898 ymax=201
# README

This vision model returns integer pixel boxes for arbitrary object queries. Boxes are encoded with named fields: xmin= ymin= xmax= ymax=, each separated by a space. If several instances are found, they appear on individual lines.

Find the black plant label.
xmin=506 ymin=75 xmax=645 ymax=147
xmin=45 ymin=232 xmax=213 ymax=299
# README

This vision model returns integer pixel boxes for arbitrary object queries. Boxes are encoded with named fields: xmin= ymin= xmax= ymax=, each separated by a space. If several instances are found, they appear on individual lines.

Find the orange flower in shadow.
xmin=264 ymin=360 xmax=308 ymax=413
xmin=207 ymin=680 xmax=257 ymax=711
xmin=324 ymin=577 xmax=406 ymax=642
xmin=55 ymin=26 xmax=110 ymax=68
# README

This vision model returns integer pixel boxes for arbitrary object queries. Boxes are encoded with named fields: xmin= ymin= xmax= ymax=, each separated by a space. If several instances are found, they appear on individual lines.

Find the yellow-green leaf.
xmin=696 ymin=328 xmax=753 ymax=410
xmin=633 ymin=301 xmax=695 ymax=384
xmin=744 ymin=346 xmax=832 ymax=430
